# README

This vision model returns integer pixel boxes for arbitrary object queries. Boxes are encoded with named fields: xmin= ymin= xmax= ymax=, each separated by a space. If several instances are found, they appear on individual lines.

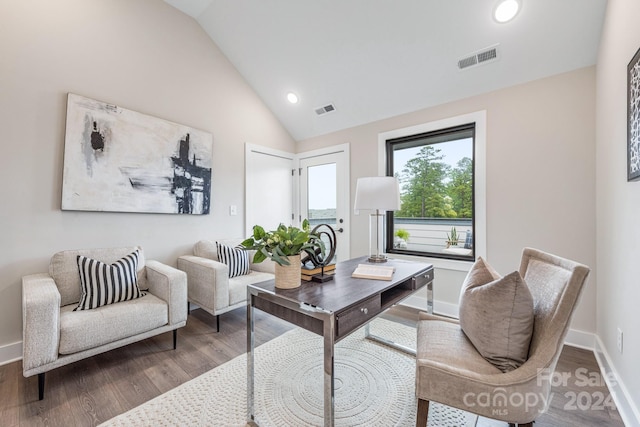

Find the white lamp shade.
xmin=354 ymin=177 xmax=401 ymax=211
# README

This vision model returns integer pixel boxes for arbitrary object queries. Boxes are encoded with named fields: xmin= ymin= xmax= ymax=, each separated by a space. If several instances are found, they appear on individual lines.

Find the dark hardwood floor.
xmin=475 ymin=343 xmax=624 ymax=427
xmin=0 ymin=306 xmax=626 ymax=426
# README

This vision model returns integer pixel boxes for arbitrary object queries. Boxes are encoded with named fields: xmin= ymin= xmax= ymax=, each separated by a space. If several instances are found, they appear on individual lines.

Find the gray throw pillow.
xmin=459 ymin=257 xmax=534 ymax=372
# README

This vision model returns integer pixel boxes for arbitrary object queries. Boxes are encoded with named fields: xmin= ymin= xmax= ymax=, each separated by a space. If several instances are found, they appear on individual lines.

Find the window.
xmin=384 ymin=122 xmax=479 ymax=262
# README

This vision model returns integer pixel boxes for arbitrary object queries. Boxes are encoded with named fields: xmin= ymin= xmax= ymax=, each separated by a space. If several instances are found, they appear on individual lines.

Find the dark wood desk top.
xmin=249 ymin=256 xmax=433 ymax=314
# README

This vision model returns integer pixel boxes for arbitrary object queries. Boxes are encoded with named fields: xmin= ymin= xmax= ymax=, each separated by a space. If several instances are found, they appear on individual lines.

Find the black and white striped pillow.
xmin=216 ymin=242 xmax=250 ymax=278
xmin=74 ymin=250 xmax=146 ymax=311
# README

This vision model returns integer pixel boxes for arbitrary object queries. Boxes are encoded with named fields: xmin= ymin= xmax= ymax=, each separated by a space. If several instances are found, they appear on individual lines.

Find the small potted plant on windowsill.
xmin=394 ymin=229 xmax=410 ymax=249
xmin=446 ymin=226 xmax=459 ymax=248
xmin=241 ymin=219 xmax=325 ymax=289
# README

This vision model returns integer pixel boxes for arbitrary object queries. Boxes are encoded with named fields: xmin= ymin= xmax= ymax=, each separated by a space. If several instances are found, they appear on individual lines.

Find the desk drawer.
xmin=412 ymin=269 xmax=434 ymax=290
xmin=336 ymin=294 xmax=381 ymax=338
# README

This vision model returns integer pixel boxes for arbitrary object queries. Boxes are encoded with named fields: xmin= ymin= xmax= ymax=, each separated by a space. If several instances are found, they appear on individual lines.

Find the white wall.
xmin=298 ymin=67 xmax=597 ymax=336
xmin=596 ymin=0 xmax=640 ymax=422
xmin=0 ymin=0 xmax=295 ymax=356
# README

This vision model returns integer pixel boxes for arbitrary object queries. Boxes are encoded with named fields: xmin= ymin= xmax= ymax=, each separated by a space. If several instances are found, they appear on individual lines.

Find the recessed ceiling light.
xmin=286 ymin=92 xmax=299 ymax=104
xmin=494 ymin=0 xmax=520 ymax=23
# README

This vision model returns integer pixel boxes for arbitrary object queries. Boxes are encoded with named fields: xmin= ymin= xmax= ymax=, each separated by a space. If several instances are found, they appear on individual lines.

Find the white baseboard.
xmin=564 ymin=328 xmax=597 ymax=350
xmin=594 ymin=336 xmax=640 ymax=427
xmin=401 ymin=295 xmax=459 ymax=318
xmin=0 ymin=341 xmax=22 ymax=367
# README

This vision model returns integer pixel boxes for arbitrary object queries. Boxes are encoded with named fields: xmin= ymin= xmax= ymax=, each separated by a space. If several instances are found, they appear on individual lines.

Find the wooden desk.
xmin=246 ymin=256 xmax=434 ymax=427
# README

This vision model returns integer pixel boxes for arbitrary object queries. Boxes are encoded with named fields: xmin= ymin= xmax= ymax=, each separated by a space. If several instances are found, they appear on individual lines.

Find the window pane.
xmin=306 ymin=163 xmax=338 ymax=263
xmin=387 ymin=125 xmax=474 ymax=260
xmin=307 ymin=163 xmax=336 ymax=225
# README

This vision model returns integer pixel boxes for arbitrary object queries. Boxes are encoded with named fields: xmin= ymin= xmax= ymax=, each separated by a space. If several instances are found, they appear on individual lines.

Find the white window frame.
xmin=378 ymin=111 xmax=486 ymax=272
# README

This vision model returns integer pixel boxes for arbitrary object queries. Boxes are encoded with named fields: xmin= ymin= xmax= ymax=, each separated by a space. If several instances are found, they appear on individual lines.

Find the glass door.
xmin=299 ymin=146 xmax=349 ymax=263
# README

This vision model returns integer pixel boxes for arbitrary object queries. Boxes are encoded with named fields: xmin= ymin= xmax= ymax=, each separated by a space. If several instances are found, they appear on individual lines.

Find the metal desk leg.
xmin=364 ymin=280 xmax=433 ymax=356
xmin=247 ymin=296 xmax=256 ymax=425
xmin=323 ymin=314 xmax=335 ymax=427
xmin=364 ymin=322 xmax=416 ymax=356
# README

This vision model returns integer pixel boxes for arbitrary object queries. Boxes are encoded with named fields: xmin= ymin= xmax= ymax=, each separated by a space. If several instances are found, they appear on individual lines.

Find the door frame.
xmin=245 ymin=143 xmax=296 ymax=237
xmin=245 ymin=143 xmax=351 ymax=259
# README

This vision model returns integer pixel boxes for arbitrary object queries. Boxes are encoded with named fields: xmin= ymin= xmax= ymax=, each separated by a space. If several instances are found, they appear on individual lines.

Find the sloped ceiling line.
xmin=164 ymin=0 xmax=607 ymax=141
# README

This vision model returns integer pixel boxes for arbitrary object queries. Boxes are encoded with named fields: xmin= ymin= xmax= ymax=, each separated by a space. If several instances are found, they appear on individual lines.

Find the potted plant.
xmin=241 ymin=219 xmax=325 ymax=289
xmin=446 ymin=226 xmax=459 ymax=248
xmin=394 ymin=228 xmax=410 ymax=249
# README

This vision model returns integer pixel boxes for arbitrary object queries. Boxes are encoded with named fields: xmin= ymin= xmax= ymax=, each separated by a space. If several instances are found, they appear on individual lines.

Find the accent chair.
xmin=22 ymin=246 xmax=187 ymax=400
xmin=177 ymin=239 xmax=275 ymax=331
xmin=415 ymin=247 xmax=590 ymax=426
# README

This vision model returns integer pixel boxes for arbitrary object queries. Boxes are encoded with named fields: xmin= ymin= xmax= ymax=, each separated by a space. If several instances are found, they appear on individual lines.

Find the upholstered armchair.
xmin=415 ymin=248 xmax=590 ymax=426
xmin=177 ymin=239 xmax=275 ymax=331
xmin=22 ymin=246 xmax=187 ymax=400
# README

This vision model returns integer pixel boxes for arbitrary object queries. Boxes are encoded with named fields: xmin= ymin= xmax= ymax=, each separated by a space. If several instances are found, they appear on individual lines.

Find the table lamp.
xmin=354 ymin=176 xmax=401 ymax=263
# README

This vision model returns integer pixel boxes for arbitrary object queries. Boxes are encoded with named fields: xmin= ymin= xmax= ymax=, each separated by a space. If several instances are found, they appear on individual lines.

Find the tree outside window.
xmin=386 ymin=124 xmax=475 ymax=260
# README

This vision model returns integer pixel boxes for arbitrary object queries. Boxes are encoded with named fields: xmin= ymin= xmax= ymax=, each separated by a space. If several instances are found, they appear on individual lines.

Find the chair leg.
xmin=173 ymin=329 xmax=177 ymax=350
xmin=416 ymin=398 xmax=430 ymax=427
xmin=38 ymin=372 xmax=45 ymax=400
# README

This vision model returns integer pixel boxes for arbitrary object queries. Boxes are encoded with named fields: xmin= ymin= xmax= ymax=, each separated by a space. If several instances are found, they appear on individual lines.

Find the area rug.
xmin=100 ymin=319 xmax=477 ymax=427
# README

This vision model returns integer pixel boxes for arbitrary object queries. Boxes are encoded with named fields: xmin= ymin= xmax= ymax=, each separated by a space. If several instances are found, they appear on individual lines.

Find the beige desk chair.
xmin=415 ymin=248 xmax=590 ymax=427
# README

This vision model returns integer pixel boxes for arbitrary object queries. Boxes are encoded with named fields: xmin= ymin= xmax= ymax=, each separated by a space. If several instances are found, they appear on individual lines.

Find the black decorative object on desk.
xmin=301 ymin=224 xmax=337 ymax=282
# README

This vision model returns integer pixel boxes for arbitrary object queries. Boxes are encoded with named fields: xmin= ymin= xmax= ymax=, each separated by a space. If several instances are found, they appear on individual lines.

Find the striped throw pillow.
xmin=216 ymin=242 xmax=250 ymax=278
xmin=74 ymin=250 xmax=146 ymax=311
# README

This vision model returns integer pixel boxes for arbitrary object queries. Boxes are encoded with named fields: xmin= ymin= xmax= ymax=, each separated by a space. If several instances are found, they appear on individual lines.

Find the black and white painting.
xmin=628 ymin=47 xmax=640 ymax=182
xmin=62 ymin=93 xmax=213 ymax=214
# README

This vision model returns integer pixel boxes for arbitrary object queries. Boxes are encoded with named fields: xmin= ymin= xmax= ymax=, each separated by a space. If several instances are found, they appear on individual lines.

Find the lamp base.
xmin=367 ymin=255 xmax=388 ymax=263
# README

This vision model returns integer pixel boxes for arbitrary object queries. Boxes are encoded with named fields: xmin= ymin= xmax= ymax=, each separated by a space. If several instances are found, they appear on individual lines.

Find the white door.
xmin=245 ymin=144 xmax=295 ymax=237
xmin=298 ymin=144 xmax=350 ymax=262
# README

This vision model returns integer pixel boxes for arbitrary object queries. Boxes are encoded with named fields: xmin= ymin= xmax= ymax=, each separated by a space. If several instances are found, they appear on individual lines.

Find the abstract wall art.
xmin=628 ymin=47 xmax=640 ymax=182
xmin=62 ymin=93 xmax=213 ymax=214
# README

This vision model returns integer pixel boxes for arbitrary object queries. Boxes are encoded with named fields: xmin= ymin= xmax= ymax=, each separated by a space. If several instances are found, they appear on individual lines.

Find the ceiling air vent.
xmin=458 ymin=44 xmax=500 ymax=70
xmin=315 ymin=103 xmax=336 ymax=116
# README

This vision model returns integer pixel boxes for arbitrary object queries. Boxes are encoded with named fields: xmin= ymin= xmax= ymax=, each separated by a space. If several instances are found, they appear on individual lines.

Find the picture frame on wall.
xmin=627 ymin=47 xmax=640 ymax=182
xmin=62 ymin=93 xmax=213 ymax=214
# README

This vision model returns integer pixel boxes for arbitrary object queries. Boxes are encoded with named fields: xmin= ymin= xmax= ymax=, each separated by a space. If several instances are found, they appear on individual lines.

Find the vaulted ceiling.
xmin=165 ymin=0 xmax=607 ymax=141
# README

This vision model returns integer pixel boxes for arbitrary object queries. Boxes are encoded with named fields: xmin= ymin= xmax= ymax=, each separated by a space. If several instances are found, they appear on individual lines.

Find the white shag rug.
xmin=100 ymin=319 xmax=477 ymax=427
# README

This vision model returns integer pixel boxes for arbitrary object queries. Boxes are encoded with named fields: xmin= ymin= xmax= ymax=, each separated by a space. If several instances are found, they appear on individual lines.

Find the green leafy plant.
xmin=241 ymin=219 xmax=325 ymax=266
xmin=395 ymin=228 xmax=410 ymax=241
xmin=446 ymin=226 xmax=459 ymax=247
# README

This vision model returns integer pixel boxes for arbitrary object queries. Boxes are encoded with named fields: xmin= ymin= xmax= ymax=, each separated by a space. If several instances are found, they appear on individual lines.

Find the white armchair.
xmin=22 ymin=246 xmax=187 ymax=400
xmin=177 ymin=239 xmax=274 ymax=331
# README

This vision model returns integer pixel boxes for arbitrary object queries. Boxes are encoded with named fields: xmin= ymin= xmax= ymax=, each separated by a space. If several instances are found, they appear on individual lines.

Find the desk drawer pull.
xmin=361 ymin=307 xmax=368 ymax=314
